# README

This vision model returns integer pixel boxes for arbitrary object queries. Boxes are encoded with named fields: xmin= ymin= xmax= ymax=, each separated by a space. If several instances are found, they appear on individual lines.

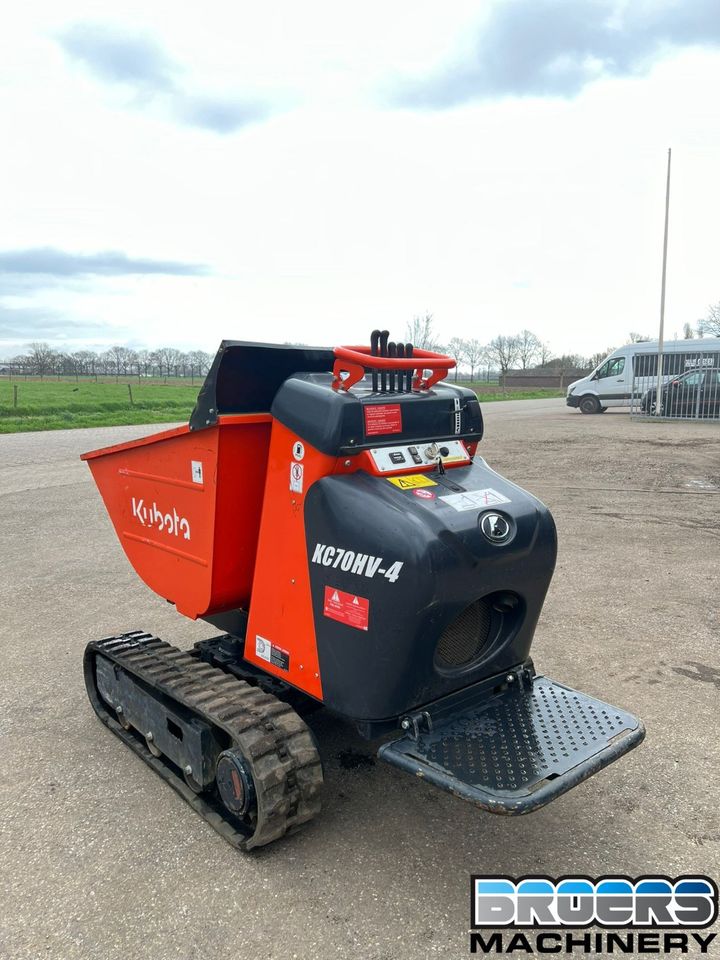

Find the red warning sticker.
xmin=364 ymin=403 xmax=402 ymax=436
xmin=323 ymin=586 xmax=369 ymax=631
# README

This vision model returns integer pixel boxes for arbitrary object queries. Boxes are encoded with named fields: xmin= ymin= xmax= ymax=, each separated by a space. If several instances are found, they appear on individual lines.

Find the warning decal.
xmin=255 ymin=635 xmax=290 ymax=671
xmin=439 ymin=488 xmax=511 ymax=511
xmin=364 ymin=403 xmax=402 ymax=436
xmin=323 ymin=586 xmax=370 ymax=631
xmin=386 ymin=474 xmax=437 ymax=489
xmin=290 ymin=462 xmax=304 ymax=493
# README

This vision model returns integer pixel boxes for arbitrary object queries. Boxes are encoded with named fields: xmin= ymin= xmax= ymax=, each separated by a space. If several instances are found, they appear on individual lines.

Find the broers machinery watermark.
xmin=470 ymin=876 xmax=718 ymax=955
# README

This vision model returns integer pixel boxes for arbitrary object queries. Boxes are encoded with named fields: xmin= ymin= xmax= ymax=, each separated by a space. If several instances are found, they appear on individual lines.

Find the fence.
xmin=630 ymin=349 xmax=720 ymax=422
xmin=0 ymin=362 xmax=208 ymax=384
xmin=502 ymin=369 xmax=590 ymax=389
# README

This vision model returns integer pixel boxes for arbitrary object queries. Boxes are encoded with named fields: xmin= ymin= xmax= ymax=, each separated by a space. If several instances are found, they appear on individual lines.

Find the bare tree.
xmin=26 ymin=342 xmax=57 ymax=378
xmin=628 ymin=331 xmax=651 ymax=343
xmin=70 ymin=350 xmax=96 ymax=376
xmin=447 ymin=337 xmax=466 ymax=381
xmin=152 ymin=347 xmax=184 ymax=377
xmin=60 ymin=352 xmax=78 ymax=378
xmin=11 ymin=353 xmax=33 ymax=375
xmin=703 ymin=302 xmax=720 ymax=337
xmin=553 ymin=352 xmax=589 ymax=370
xmin=538 ymin=341 xmax=553 ymax=366
xmin=683 ymin=322 xmax=695 ymax=339
xmin=463 ymin=338 xmax=484 ymax=381
xmin=187 ymin=349 xmax=213 ymax=376
xmin=104 ymin=345 xmax=136 ymax=378
xmin=134 ymin=349 xmax=150 ymax=376
xmin=405 ymin=312 xmax=441 ymax=351
xmin=516 ymin=329 xmax=542 ymax=369
xmin=484 ymin=335 xmax=520 ymax=380
xmin=587 ymin=347 xmax=616 ymax=370
xmin=1 ymin=343 xmax=216 ymax=379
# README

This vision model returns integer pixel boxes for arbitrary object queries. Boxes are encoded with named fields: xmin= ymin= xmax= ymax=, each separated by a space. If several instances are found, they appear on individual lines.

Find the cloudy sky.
xmin=1 ymin=0 xmax=719 ymax=359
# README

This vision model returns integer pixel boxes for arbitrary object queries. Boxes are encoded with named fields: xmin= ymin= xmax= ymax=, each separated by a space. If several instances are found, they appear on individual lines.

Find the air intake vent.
xmin=435 ymin=599 xmax=493 ymax=668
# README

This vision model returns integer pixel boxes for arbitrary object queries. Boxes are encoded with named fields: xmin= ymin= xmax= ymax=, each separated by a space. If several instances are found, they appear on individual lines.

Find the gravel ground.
xmin=1 ymin=400 xmax=718 ymax=960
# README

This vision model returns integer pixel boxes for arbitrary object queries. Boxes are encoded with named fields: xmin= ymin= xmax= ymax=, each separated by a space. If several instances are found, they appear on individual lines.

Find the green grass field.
xmin=0 ymin=380 xmax=563 ymax=433
xmin=468 ymin=385 xmax=563 ymax=402
xmin=0 ymin=380 xmax=197 ymax=433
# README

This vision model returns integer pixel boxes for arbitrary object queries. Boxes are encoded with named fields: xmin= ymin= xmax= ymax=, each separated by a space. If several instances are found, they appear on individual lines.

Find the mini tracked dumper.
xmin=82 ymin=333 xmax=645 ymax=849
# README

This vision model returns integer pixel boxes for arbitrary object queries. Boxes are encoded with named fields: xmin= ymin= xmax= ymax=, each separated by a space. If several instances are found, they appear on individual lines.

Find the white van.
xmin=566 ymin=338 xmax=720 ymax=414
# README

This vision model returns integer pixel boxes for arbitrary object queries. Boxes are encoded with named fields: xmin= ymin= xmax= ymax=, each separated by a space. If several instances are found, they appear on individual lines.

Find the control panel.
xmin=369 ymin=440 xmax=470 ymax=474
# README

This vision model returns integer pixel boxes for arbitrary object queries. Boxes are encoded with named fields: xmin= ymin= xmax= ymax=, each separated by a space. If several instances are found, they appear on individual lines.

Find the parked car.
xmin=641 ymin=367 xmax=720 ymax=417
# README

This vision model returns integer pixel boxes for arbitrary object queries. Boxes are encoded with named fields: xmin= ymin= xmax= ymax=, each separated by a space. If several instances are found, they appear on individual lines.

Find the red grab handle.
xmin=332 ymin=345 xmax=455 ymax=392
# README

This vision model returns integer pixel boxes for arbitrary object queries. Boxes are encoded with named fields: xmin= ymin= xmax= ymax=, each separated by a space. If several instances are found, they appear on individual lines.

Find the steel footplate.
xmin=84 ymin=631 xmax=324 ymax=849
xmin=378 ymin=675 xmax=645 ymax=814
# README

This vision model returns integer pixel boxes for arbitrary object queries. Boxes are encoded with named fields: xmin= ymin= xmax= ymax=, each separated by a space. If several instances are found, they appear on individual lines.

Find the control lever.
xmin=370 ymin=330 xmax=380 ymax=392
xmin=379 ymin=330 xmax=389 ymax=392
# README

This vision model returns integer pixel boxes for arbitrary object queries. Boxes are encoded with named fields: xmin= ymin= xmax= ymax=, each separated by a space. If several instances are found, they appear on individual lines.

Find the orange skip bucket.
xmin=82 ymin=414 xmax=272 ymax=619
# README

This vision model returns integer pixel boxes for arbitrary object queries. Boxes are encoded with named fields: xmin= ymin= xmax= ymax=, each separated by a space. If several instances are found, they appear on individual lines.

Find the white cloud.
xmin=387 ymin=0 xmax=720 ymax=105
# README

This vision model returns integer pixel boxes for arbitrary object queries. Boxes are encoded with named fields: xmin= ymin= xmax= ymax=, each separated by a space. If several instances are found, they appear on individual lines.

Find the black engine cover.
xmin=304 ymin=457 xmax=557 ymax=722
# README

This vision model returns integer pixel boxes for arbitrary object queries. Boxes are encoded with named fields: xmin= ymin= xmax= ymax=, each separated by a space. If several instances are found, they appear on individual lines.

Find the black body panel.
xmin=190 ymin=341 xmax=335 ymax=429
xmin=303 ymin=458 xmax=557 ymax=722
xmin=272 ymin=374 xmax=483 ymax=454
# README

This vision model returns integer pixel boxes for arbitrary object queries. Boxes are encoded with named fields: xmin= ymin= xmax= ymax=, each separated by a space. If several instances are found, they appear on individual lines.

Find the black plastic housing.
xmin=303 ymin=458 xmax=557 ymax=722
xmin=272 ymin=373 xmax=483 ymax=453
xmin=190 ymin=341 xmax=334 ymax=429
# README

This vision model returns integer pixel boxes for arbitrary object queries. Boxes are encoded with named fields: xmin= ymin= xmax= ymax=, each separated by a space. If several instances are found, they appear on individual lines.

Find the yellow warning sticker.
xmin=386 ymin=474 xmax=437 ymax=490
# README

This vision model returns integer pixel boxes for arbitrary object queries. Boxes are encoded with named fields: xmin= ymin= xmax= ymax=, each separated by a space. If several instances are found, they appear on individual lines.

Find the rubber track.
xmin=83 ymin=631 xmax=324 ymax=850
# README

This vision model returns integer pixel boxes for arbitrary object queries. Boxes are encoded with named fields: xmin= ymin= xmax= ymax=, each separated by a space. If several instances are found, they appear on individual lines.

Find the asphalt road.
xmin=480 ymin=396 xmax=570 ymax=418
xmin=1 ymin=400 xmax=719 ymax=960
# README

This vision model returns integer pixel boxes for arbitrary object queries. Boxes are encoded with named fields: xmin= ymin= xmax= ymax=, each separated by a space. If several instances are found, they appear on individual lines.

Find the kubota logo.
xmin=131 ymin=497 xmax=191 ymax=540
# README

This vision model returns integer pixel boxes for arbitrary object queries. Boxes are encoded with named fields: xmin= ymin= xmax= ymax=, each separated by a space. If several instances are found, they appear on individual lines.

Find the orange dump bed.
xmin=82 ymin=414 xmax=272 ymax=619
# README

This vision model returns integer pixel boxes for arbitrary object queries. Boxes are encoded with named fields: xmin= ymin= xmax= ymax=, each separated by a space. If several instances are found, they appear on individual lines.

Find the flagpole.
xmin=654 ymin=148 xmax=671 ymax=415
